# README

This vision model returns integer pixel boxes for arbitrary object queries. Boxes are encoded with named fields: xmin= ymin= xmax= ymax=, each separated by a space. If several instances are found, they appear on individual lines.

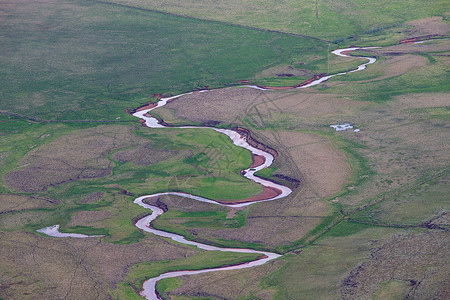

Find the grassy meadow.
xmin=1 ymin=0 xmax=449 ymax=299
xmin=103 ymin=0 xmax=449 ymax=41
xmin=0 ymin=0 xmax=331 ymax=121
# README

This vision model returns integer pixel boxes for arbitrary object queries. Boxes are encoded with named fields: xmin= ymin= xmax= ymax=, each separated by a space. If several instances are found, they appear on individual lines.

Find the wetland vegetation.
xmin=0 ymin=0 xmax=449 ymax=299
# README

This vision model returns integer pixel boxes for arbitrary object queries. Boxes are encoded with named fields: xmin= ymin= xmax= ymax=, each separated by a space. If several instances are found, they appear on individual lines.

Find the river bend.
xmin=37 ymin=46 xmax=377 ymax=300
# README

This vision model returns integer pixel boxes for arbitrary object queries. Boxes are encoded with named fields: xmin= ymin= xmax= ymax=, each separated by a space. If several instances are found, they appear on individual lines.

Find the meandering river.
xmin=38 ymin=46 xmax=377 ymax=300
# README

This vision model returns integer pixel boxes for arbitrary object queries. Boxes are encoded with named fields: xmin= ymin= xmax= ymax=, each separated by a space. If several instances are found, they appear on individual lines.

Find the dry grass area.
xmin=113 ymin=142 xmax=179 ymax=166
xmin=170 ymin=227 xmax=449 ymax=300
xmin=167 ymin=225 xmax=400 ymax=299
xmin=157 ymin=87 xmax=278 ymax=125
xmin=167 ymin=256 xmax=285 ymax=300
xmin=0 ymin=194 xmax=55 ymax=214
xmin=255 ymin=64 xmax=313 ymax=79
xmin=3 ymin=125 xmax=141 ymax=192
xmin=365 ymin=38 xmax=450 ymax=55
xmin=396 ymin=92 xmax=450 ymax=108
xmin=259 ymin=91 xmax=366 ymax=123
xmin=269 ymin=131 xmax=350 ymax=199
xmin=151 ymin=130 xmax=349 ymax=248
xmin=332 ymin=94 xmax=450 ymax=209
xmin=0 ymin=230 xmax=200 ymax=299
xmin=78 ymin=192 xmax=105 ymax=204
xmin=341 ymin=231 xmax=450 ymax=299
xmin=158 ymin=87 xmax=365 ymax=132
xmin=356 ymin=54 xmax=428 ymax=83
xmin=66 ymin=210 xmax=112 ymax=227
xmin=405 ymin=16 xmax=450 ymax=36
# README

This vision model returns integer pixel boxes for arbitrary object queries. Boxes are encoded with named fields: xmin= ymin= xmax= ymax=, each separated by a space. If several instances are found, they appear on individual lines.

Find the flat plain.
xmin=0 ymin=0 xmax=449 ymax=299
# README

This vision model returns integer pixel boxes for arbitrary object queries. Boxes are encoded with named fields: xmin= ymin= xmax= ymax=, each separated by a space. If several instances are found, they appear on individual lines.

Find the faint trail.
xmin=315 ymin=0 xmax=321 ymax=25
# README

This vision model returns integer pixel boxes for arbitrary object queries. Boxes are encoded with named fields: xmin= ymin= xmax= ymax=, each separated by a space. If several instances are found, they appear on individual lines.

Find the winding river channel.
xmin=38 ymin=46 xmax=378 ymax=299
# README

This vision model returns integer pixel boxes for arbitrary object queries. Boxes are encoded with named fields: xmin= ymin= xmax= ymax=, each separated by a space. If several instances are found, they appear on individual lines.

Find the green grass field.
xmin=104 ymin=0 xmax=449 ymax=41
xmin=0 ymin=0 xmax=332 ymax=121
xmin=113 ymin=250 xmax=262 ymax=299
xmin=1 ymin=0 xmax=449 ymax=299
xmin=351 ymin=174 xmax=449 ymax=226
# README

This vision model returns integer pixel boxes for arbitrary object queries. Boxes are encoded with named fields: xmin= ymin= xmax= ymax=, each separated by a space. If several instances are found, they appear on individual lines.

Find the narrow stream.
xmin=37 ymin=47 xmax=377 ymax=300
xmin=130 ymin=46 xmax=377 ymax=299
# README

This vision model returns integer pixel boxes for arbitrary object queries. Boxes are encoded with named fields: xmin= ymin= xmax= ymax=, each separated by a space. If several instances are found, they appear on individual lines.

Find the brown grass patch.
xmin=0 ymin=194 xmax=54 ymax=214
xmin=366 ymin=38 xmax=450 ymax=55
xmin=78 ymin=192 xmax=105 ymax=204
xmin=66 ymin=210 xmax=112 ymax=227
xmin=405 ymin=16 xmax=450 ymax=36
xmin=3 ymin=125 xmax=142 ymax=192
xmin=341 ymin=231 xmax=450 ymax=299
xmin=395 ymin=92 xmax=450 ymax=108
xmin=271 ymin=130 xmax=350 ymax=198
xmin=356 ymin=54 xmax=428 ymax=83
xmin=255 ymin=64 xmax=313 ymax=79
xmin=157 ymin=87 xmax=282 ymax=125
xmin=168 ymin=256 xmax=284 ymax=299
xmin=113 ymin=142 xmax=179 ymax=166
xmin=0 ymin=230 xmax=201 ymax=299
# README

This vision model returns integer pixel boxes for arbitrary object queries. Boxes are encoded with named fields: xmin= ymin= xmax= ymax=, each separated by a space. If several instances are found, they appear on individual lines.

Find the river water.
xmin=37 ymin=46 xmax=377 ymax=300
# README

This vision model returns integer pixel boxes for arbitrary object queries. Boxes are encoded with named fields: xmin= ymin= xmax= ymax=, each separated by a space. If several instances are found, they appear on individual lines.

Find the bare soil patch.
xmin=249 ymin=153 xmax=265 ymax=168
xmin=216 ymin=186 xmax=281 ymax=205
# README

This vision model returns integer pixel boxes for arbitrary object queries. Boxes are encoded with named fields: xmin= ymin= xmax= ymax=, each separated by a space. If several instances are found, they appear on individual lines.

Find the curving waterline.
xmin=37 ymin=46 xmax=377 ymax=299
xmin=132 ymin=93 xmax=292 ymax=299
xmin=36 ymin=225 xmax=104 ymax=238
xmin=130 ymin=46 xmax=379 ymax=299
xmin=243 ymin=46 xmax=378 ymax=91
